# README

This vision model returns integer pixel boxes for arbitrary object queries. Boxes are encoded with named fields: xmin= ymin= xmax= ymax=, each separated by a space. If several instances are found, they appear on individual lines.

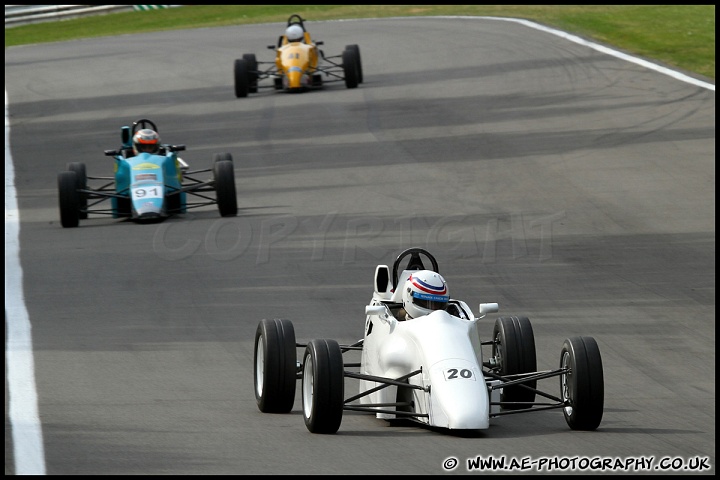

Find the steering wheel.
xmin=287 ymin=14 xmax=305 ymax=27
xmin=391 ymin=247 xmax=440 ymax=290
xmin=132 ymin=118 xmax=158 ymax=134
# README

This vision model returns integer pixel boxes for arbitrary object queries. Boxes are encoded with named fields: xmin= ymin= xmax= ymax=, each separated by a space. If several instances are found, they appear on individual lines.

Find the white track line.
xmin=5 ymin=89 xmax=47 ymax=475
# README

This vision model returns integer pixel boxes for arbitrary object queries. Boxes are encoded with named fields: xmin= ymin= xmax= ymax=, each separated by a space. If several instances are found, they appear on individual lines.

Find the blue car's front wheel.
xmin=66 ymin=162 xmax=88 ymax=219
xmin=58 ymin=171 xmax=79 ymax=228
xmin=214 ymin=158 xmax=237 ymax=217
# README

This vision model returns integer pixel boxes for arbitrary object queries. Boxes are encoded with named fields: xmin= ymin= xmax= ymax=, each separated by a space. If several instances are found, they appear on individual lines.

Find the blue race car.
xmin=57 ymin=118 xmax=237 ymax=228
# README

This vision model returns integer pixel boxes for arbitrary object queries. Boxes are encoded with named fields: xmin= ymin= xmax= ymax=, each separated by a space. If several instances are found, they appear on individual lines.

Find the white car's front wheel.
xmin=302 ymin=339 xmax=344 ymax=434
xmin=560 ymin=336 xmax=604 ymax=430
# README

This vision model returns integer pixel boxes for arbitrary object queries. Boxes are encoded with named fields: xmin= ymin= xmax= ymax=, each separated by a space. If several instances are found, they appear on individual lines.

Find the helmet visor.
xmin=412 ymin=292 xmax=448 ymax=311
xmin=135 ymin=143 xmax=158 ymax=153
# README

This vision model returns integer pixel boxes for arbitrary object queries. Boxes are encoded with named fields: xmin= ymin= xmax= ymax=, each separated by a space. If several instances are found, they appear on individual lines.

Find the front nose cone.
xmin=286 ymin=67 xmax=303 ymax=90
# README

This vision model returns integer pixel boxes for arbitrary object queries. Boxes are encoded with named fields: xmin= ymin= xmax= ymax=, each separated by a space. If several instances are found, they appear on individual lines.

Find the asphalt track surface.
xmin=5 ymin=17 xmax=715 ymax=475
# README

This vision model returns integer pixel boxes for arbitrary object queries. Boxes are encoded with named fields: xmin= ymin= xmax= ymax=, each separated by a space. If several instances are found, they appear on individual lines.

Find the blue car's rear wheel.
xmin=213 ymin=152 xmax=233 ymax=164
xmin=166 ymin=191 xmax=182 ymax=214
xmin=115 ymin=196 xmax=131 ymax=218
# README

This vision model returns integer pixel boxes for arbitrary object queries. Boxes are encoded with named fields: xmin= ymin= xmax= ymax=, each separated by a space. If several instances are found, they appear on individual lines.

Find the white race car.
xmin=253 ymin=247 xmax=604 ymax=434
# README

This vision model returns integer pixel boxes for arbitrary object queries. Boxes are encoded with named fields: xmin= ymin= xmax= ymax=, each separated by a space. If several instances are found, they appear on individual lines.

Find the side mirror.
xmin=374 ymin=264 xmax=390 ymax=295
xmin=121 ymin=126 xmax=131 ymax=146
xmin=104 ymin=149 xmax=119 ymax=157
xmin=365 ymin=304 xmax=395 ymax=326
xmin=478 ymin=303 xmax=499 ymax=318
xmin=365 ymin=305 xmax=386 ymax=316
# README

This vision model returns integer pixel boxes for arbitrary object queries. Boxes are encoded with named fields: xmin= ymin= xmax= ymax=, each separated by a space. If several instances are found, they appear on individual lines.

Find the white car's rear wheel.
xmin=492 ymin=316 xmax=537 ymax=409
xmin=254 ymin=319 xmax=297 ymax=413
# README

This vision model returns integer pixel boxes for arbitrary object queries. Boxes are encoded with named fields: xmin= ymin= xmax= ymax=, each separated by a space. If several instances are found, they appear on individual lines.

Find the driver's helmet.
xmin=285 ymin=24 xmax=304 ymax=43
xmin=132 ymin=129 xmax=160 ymax=155
xmin=402 ymin=270 xmax=449 ymax=319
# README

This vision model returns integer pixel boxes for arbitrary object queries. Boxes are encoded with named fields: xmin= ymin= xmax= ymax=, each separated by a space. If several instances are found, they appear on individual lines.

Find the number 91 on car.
xmin=131 ymin=185 xmax=163 ymax=200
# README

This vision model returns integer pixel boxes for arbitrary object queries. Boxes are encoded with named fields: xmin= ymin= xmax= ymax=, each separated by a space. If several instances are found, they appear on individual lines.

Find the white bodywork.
xmin=359 ymin=267 xmax=500 ymax=429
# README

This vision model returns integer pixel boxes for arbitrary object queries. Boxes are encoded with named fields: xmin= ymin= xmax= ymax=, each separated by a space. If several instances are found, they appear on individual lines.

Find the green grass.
xmin=5 ymin=5 xmax=715 ymax=80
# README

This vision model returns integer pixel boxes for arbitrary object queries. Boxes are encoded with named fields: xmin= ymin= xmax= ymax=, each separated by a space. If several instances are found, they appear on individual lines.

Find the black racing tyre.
xmin=560 ymin=336 xmax=604 ymax=431
xmin=213 ymin=159 xmax=237 ymax=217
xmin=346 ymin=44 xmax=363 ymax=83
xmin=213 ymin=152 xmax=233 ymax=164
xmin=302 ymin=339 xmax=344 ymax=434
xmin=66 ymin=162 xmax=88 ymax=219
xmin=492 ymin=316 xmax=537 ymax=409
xmin=116 ymin=196 xmax=131 ymax=217
xmin=166 ymin=191 xmax=182 ymax=214
xmin=254 ymin=319 xmax=298 ymax=413
xmin=58 ymin=171 xmax=80 ymax=228
xmin=242 ymin=53 xmax=258 ymax=93
xmin=342 ymin=48 xmax=359 ymax=89
xmin=234 ymin=59 xmax=249 ymax=98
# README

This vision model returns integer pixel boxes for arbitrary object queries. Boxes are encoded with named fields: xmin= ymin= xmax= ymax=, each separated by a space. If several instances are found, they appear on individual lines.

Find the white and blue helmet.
xmin=402 ymin=270 xmax=449 ymax=319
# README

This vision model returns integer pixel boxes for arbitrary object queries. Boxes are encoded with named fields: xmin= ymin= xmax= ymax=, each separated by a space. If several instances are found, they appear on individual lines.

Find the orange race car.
xmin=233 ymin=14 xmax=362 ymax=97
